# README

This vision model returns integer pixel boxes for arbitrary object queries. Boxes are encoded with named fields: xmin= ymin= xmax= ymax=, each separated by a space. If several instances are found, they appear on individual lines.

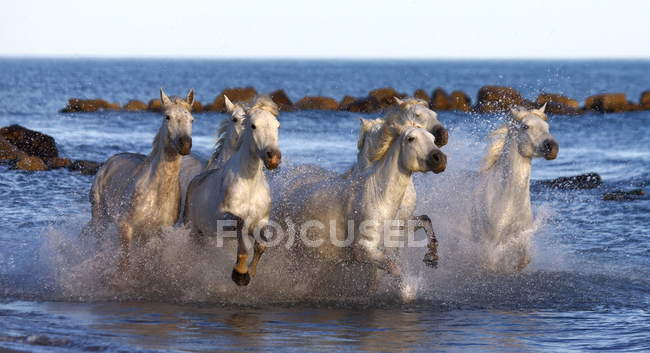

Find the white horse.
xmin=277 ymin=120 xmax=447 ymax=291
xmin=472 ymin=104 xmax=559 ymax=272
xmin=178 ymin=96 xmax=247 ymax=218
xmin=184 ymin=96 xmax=281 ymax=286
xmin=353 ymin=97 xmax=448 ymax=267
xmin=89 ymin=88 xmax=195 ymax=273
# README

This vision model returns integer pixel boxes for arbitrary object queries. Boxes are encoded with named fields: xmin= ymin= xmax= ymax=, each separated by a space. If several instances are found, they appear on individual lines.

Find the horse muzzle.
xmin=430 ymin=125 xmax=449 ymax=147
xmin=263 ymin=148 xmax=282 ymax=170
xmin=541 ymin=139 xmax=559 ymax=160
xmin=427 ymin=150 xmax=447 ymax=174
xmin=176 ymin=136 xmax=192 ymax=156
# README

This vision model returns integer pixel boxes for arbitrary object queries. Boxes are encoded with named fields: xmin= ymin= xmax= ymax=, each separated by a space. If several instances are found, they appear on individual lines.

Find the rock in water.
xmin=13 ymin=156 xmax=48 ymax=171
xmin=540 ymin=173 xmax=602 ymax=189
xmin=68 ymin=160 xmax=102 ymax=175
xmin=61 ymin=98 xmax=120 ymax=112
xmin=603 ymin=189 xmax=645 ymax=201
xmin=123 ymin=99 xmax=148 ymax=111
xmin=474 ymin=86 xmax=525 ymax=113
xmin=584 ymin=93 xmax=629 ymax=113
xmin=205 ymin=87 xmax=258 ymax=112
xmin=0 ymin=124 xmax=58 ymax=159
xmin=294 ymin=96 xmax=339 ymax=110
xmin=269 ymin=89 xmax=294 ymax=111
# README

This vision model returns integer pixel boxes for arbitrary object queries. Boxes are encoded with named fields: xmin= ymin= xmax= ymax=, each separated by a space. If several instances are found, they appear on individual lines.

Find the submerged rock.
xmin=0 ymin=135 xmax=23 ymax=161
xmin=341 ymin=87 xmax=406 ymax=113
xmin=368 ymin=87 xmax=406 ymax=108
xmin=61 ymin=98 xmax=120 ymax=113
xmin=123 ymin=99 xmax=148 ymax=111
xmin=45 ymin=157 xmax=72 ymax=169
xmin=449 ymin=90 xmax=472 ymax=112
xmin=0 ymin=124 xmax=58 ymax=159
xmin=13 ymin=155 xmax=48 ymax=171
xmin=147 ymin=98 xmax=163 ymax=112
xmin=584 ymin=93 xmax=629 ymax=113
xmin=536 ymin=93 xmax=582 ymax=115
xmin=295 ymin=96 xmax=339 ymax=110
xmin=540 ymin=172 xmax=602 ymax=189
xmin=205 ymin=87 xmax=258 ymax=112
xmin=603 ymin=189 xmax=645 ymax=201
xmin=413 ymin=89 xmax=430 ymax=102
xmin=640 ymin=90 xmax=650 ymax=109
xmin=338 ymin=95 xmax=357 ymax=111
xmin=269 ymin=89 xmax=294 ymax=111
xmin=474 ymin=86 xmax=524 ymax=113
xmin=430 ymin=88 xmax=451 ymax=110
xmin=68 ymin=159 xmax=102 ymax=175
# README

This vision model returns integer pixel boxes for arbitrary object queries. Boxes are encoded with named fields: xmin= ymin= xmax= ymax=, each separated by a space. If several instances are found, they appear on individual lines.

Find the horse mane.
xmin=357 ymin=118 xmax=383 ymax=150
xmin=481 ymin=125 xmax=508 ymax=172
xmin=165 ymin=96 xmax=192 ymax=111
xmin=369 ymin=98 xmax=425 ymax=161
xmin=208 ymin=116 xmax=238 ymax=166
xmin=481 ymin=106 xmax=549 ymax=172
xmin=249 ymin=95 xmax=279 ymax=117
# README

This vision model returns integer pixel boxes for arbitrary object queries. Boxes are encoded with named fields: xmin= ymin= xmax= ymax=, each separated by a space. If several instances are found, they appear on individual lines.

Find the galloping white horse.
xmin=178 ymin=96 xmax=247 ymax=218
xmin=89 ymin=88 xmax=195 ymax=273
xmin=472 ymin=104 xmax=559 ymax=272
xmin=184 ymin=96 xmax=281 ymax=286
xmin=277 ymin=119 xmax=447 ymax=291
xmin=353 ymin=97 xmax=448 ymax=266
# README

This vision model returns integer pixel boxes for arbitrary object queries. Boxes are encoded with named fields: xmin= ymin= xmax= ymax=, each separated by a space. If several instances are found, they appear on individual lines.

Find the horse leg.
xmin=118 ymin=223 xmax=134 ymax=275
xmin=413 ymin=214 xmax=439 ymax=268
xmin=225 ymin=213 xmax=250 ymax=286
xmin=250 ymin=224 xmax=275 ymax=277
xmin=248 ymin=241 xmax=266 ymax=278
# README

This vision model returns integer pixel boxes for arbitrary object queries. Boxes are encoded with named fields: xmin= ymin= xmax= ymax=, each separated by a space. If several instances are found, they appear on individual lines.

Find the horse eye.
xmin=232 ymin=118 xmax=238 ymax=122
xmin=251 ymin=124 xmax=257 ymax=130
xmin=522 ymin=124 xmax=529 ymax=130
xmin=165 ymin=115 xmax=171 ymax=121
xmin=407 ymin=136 xmax=415 ymax=142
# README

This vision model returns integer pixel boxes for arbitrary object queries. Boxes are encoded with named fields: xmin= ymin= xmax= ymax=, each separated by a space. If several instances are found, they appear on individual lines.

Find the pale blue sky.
xmin=1 ymin=0 xmax=649 ymax=58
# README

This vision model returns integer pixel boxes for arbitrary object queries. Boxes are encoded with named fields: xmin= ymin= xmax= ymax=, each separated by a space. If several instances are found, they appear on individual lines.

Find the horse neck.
xmin=147 ymin=128 xmax=182 ymax=179
xmin=364 ymin=142 xmax=411 ymax=211
xmin=490 ymin=136 xmax=532 ymax=194
xmin=229 ymin=133 xmax=263 ymax=179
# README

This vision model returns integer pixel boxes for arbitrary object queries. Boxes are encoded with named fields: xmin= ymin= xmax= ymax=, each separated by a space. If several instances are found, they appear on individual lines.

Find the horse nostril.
xmin=543 ymin=139 xmax=559 ymax=160
xmin=266 ymin=151 xmax=273 ymax=159
xmin=432 ymin=126 xmax=449 ymax=147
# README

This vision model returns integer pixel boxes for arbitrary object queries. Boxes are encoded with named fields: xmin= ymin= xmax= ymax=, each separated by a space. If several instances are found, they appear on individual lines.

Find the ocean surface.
xmin=0 ymin=59 xmax=649 ymax=352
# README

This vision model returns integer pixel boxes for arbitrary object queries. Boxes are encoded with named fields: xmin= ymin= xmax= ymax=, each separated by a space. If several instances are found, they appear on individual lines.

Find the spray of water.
xmin=18 ymin=124 xmax=586 ymax=307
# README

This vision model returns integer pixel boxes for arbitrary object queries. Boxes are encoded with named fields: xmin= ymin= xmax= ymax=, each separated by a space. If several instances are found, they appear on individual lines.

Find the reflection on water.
xmin=2 ymin=301 xmax=649 ymax=352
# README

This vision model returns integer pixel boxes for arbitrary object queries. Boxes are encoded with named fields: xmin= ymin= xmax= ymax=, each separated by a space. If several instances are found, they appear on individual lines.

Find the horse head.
xmin=160 ymin=88 xmax=194 ymax=156
xmin=509 ymin=104 xmax=559 ymax=160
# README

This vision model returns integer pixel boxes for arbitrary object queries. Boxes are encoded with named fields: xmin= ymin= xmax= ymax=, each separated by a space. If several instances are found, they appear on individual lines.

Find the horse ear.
xmin=224 ymin=95 xmax=235 ymax=113
xmin=160 ymin=88 xmax=172 ymax=106
xmin=509 ymin=106 xmax=526 ymax=121
xmin=359 ymin=118 xmax=371 ymax=130
xmin=186 ymin=89 xmax=195 ymax=107
xmin=393 ymin=97 xmax=404 ymax=106
xmin=537 ymin=102 xmax=547 ymax=113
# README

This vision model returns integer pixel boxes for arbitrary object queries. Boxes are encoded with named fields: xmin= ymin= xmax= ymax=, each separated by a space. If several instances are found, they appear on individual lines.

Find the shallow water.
xmin=0 ymin=59 xmax=649 ymax=352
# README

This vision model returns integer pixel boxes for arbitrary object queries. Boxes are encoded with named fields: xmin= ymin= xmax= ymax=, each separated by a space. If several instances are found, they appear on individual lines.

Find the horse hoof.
xmin=423 ymin=254 xmax=438 ymax=268
xmin=231 ymin=269 xmax=251 ymax=286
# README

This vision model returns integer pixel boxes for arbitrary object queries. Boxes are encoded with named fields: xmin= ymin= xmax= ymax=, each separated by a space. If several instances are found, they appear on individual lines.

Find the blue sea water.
xmin=0 ymin=59 xmax=648 ymax=352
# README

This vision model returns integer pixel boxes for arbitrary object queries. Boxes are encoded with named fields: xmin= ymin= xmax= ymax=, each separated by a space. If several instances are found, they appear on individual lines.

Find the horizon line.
xmin=2 ymin=54 xmax=650 ymax=62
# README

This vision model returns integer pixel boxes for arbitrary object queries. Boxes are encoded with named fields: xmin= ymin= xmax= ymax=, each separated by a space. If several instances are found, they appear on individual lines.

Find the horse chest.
xmin=221 ymin=178 xmax=270 ymax=222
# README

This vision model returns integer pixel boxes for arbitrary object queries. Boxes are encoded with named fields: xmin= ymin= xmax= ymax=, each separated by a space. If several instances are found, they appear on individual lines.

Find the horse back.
xmin=90 ymin=152 xmax=146 ymax=218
